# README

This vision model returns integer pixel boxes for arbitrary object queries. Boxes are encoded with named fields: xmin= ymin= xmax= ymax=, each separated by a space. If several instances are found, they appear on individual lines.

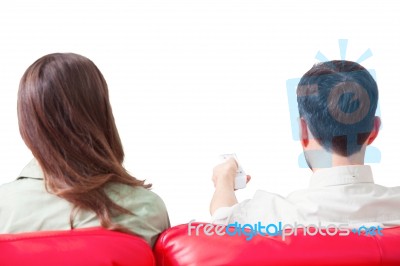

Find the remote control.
xmin=219 ymin=153 xmax=247 ymax=189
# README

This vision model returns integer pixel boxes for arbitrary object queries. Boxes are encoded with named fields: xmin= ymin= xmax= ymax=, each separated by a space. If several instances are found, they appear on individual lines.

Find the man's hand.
xmin=210 ymin=158 xmax=251 ymax=215
xmin=212 ymin=158 xmax=238 ymax=190
xmin=212 ymin=158 xmax=251 ymax=190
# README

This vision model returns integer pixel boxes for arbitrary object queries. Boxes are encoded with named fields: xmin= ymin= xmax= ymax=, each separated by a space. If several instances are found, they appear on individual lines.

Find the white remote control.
xmin=219 ymin=153 xmax=247 ymax=190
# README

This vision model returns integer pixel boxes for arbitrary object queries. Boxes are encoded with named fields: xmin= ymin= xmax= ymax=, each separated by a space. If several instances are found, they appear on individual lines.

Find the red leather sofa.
xmin=154 ymin=223 xmax=400 ymax=266
xmin=0 ymin=227 xmax=155 ymax=266
xmin=1 ymin=224 xmax=400 ymax=265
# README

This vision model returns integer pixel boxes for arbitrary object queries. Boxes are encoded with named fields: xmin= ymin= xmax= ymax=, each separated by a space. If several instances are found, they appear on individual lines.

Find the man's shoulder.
xmin=251 ymin=189 xmax=290 ymax=201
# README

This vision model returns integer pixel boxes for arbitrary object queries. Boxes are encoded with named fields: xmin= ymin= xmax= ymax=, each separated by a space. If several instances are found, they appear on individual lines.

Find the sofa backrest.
xmin=0 ymin=227 xmax=155 ymax=266
xmin=3 ymin=224 xmax=399 ymax=265
xmin=154 ymin=223 xmax=400 ymax=266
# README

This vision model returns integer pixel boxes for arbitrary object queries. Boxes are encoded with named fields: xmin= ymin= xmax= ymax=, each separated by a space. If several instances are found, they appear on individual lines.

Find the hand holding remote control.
xmin=219 ymin=153 xmax=247 ymax=190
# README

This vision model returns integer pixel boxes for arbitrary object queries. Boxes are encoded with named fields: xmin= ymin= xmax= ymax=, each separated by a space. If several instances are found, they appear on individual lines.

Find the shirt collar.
xmin=309 ymin=165 xmax=374 ymax=188
xmin=18 ymin=159 xmax=44 ymax=180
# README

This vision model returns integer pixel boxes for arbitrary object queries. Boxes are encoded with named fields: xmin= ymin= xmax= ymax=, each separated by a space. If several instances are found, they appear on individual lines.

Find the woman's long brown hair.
xmin=17 ymin=53 xmax=150 ymax=231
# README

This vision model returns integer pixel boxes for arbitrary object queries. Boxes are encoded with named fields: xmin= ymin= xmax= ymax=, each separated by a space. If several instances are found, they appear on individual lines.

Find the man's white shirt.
xmin=212 ymin=165 xmax=400 ymax=228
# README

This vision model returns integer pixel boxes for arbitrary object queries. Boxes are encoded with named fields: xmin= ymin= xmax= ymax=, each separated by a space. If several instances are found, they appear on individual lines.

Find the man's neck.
xmin=305 ymin=148 xmax=366 ymax=173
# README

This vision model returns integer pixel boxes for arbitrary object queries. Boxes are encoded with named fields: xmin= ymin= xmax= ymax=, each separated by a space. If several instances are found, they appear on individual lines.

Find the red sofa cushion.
xmin=154 ymin=223 xmax=400 ymax=266
xmin=0 ymin=227 xmax=155 ymax=266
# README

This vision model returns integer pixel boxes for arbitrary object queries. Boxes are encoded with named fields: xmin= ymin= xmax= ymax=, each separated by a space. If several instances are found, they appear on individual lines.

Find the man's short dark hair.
xmin=297 ymin=60 xmax=378 ymax=156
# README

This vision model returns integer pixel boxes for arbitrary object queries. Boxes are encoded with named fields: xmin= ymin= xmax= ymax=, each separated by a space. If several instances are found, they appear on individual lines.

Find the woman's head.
xmin=18 ymin=53 xmax=149 ymax=230
xmin=18 ymin=53 xmax=123 ymax=168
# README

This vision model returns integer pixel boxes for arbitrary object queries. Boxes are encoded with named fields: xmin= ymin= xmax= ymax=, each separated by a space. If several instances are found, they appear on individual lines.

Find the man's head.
xmin=296 ymin=60 xmax=380 ymax=165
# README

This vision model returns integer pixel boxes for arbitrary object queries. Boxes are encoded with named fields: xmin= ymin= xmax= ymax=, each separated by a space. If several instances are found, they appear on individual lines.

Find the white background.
xmin=1 ymin=0 xmax=399 ymax=226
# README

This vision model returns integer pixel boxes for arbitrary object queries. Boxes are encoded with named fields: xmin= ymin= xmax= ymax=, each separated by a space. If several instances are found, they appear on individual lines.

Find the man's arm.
xmin=209 ymin=158 xmax=239 ymax=215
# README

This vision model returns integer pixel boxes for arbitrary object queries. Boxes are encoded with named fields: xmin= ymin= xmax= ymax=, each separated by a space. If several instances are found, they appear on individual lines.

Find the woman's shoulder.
xmin=107 ymin=183 xmax=170 ymax=247
xmin=107 ymin=183 xmax=168 ymax=214
xmin=0 ymin=177 xmax=45 ymax=195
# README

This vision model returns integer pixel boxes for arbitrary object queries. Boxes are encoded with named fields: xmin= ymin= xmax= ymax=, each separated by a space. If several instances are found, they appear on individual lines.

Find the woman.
xmin=0 ymin=53 xmax=170 ymax=247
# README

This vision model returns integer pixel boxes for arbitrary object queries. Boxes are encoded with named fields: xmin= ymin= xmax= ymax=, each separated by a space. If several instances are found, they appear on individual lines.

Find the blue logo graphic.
xmin=188 ymin=220 xmax=385 ymax=241
xmin=351 ymin=225 xmax=384 ymax=236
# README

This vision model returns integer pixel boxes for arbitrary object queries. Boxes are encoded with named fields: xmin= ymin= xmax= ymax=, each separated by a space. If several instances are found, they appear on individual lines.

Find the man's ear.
xmin=299 ymin=117 xmax=309 ymax=148
xmin=366 ymin=116 xmax=381 ymax=145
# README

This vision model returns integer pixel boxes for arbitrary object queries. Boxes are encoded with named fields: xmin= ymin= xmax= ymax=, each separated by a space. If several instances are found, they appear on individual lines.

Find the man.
xmin=210 ymin=60 xmax=400 ymax=228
